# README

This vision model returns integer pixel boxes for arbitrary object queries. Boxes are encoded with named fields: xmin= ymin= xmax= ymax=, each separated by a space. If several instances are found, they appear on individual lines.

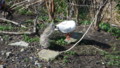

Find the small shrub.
xmin=99 ymin=22 xmax=110 ymax=32
xmin=0 ymin=25 xmax=13 ymax=30
xmin=65 ymin=51 xmax=77 ymax=55
xmin=63 ymin=56 xmax=69 ymax=63
xmin=55 ymin=38 xmax=67 ymax=45
xmin=105 ymin=54 xmax=120 ymax=66
xmin=23 ymin=35 xmax=39 ymax=42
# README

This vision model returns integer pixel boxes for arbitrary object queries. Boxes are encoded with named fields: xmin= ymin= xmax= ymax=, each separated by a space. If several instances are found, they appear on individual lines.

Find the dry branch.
xmin=0 ymin=16 xmax=38 ymax=35
xmin=0 ymin=31 xmax=35 ymax=35
xmin=0 ymin=18 xmax=26 ymax=28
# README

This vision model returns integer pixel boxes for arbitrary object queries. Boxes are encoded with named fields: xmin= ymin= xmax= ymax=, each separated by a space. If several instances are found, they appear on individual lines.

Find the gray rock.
xmin=20 ymin=48 xmax=25 ymax=52
xmin=9 ymin=41 xmax=29 ymax=47
xmin=0 ymin=65 xmax=3 ymax=68
xmin=65 ymin=32 xmax=82 ymax=43
xmin=35 ymin=61 xmax=42 ymax=68
xmin=38 ymin=49 xmax=60 ymax=61
xmin=6 ymin=52 xmax=11 ymax=57
xmin=0 ymin=36 xmax=3 ymax=41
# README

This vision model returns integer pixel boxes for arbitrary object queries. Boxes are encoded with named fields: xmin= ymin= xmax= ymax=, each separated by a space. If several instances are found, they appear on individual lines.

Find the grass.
xmin=23 ymin=35 xmax=39 ymax=42
xmin=0 ymin=25 xmax=13 ymax=31
xmin=80 ymin=20 xmax=92 ymax=25
xmin=99 ymin=43 xmax=120 ymax=67
xmin=99 ymin=22 xmax=120 ymax=38
xmin=55 ymin=38 xmax=67 ymax=46
xmin=62 ymin=51 xmax=77 ymax=63
xmin=18 ymin=8 xmax=33 ymax=15
xmin=105 ymin=54 xmax=120 ymax=66
xmin=37 ymin=23 xmax=46 ymax=29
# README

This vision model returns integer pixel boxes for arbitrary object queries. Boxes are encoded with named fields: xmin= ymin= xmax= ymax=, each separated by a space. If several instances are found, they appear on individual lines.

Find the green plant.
xmin=116 ymin=1 xmax=120 ymax=10
xmin=55 ymin=38 xmax=67 ymax=45
xmin=18 ymin=8 xmax=28 ymax=15
xmin=23 ymin=35 xmax=39 ymax=42
xmin=110 ymin=27 xmax=120 ymax=37
xmin=18 ymin=8 xmax=33 ymax=15
xmin=65 ymin=51 xmax=77 ymax=55
xmin=0 ymin=25 xmax=13 ymax=30
xmin=2 ymin=35 xmax=9 ymax=41
xmin=99 ymin=22 xmax=110 ymax=32
xmin=25 ymin=10 xmax=33 ymax=15
xmin=37 ymin=24 xmax=46 ymax=29
xmin=25 ymin=20 xmax=33 ymax=23
xmin=63 ymin=56 xmax=69 ymax=63
xmin=105 ymin=54 xmax=120 ymax=66
xmin=80 ymin=20 xmax=92 ymax=25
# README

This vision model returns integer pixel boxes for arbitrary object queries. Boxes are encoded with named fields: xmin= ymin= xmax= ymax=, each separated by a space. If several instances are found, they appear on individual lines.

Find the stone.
xmin=35 ymin=61 xmax=42 ymax=68
xmin=38 ymin=49 xmax=60 ymax=61
xmin=20 ymin=48 xmax=25 ymax=52
xmin=6 ymin=52 xmax=11 ymax=57
xmin=65 ymin=32 xmax=83 ymax=43
xmin=0 ymin=65 xmax=3 ymax=68
xmin=9 ymin=41 xmax=29 ymax=47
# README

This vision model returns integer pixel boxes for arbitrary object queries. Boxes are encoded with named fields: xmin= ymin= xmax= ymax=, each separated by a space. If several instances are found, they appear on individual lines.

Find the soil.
xmin=0 ymin=14 xmax=120 ymax=68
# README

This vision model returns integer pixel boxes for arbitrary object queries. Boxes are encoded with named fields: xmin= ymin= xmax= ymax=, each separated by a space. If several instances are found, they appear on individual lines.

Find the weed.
xmin=23 ymin=35 xmax=39 ymax=42
xmin=63 ymin=56 xmax=69 ymax=63
xmin=2 ymin=35 xmax=9 ymax=41
xmin=55 ymin=38 xmax=67 ymax=45
xmin=99 ymin=22 xmax=120 ymax=38
xmin=80 ymin=20 xmax=92 ymax=25
xmin=0 ymin=25 xmax=13 ymax=31
xmin=65 ymin=51 xmax=77 ymax=55
xmin=105 ymin=54 xmax=120 ymax=66
xmin=37 ymin=24 xmax=46 ymax=29
xmin=110 ymin=27 xmax=120 ymax=37
xmin=18 ymin=8 xmax=27 ymax=15
xmin=99 ymin=22 xmax=110 ymax=32
xmin=25 ymin=10 xmax=33 ymax=15
xmin=62 ymin=51 xmax=78 ymax=63
xmin=18 ymin=8 xmax=33 ymax=15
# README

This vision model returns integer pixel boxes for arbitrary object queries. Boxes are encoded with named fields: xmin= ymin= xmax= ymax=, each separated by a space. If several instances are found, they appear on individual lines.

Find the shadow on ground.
xmin=79 ymin=39 xmax=111 ymax=49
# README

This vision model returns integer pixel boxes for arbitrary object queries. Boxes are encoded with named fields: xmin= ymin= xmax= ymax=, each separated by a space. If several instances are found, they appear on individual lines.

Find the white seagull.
xmin=55 ymin=20 xmax=76 ymax=40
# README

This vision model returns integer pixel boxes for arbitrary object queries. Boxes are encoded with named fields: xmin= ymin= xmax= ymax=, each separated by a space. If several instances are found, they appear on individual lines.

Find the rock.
xmin=6 ymin=52 xmax=11 ymax=57
xmin=1 ymin=51 xmax=5 ymax=55
xmin=35 ymin=61 xmax=42 ymax=68
xmin=20 ymin=48 xmax=25 ymax=52
xmin=9 ymin=41 xmax=29 ymax=47
xmin=0 ymin=65 xmax=3 ymax=68
xmin=65 ymin=32 xmax=82 ymax=43
xmin=0 ymin=36 xmax=3 ymax=41
xmin=38 ymin=49 xmax=60 ymax=61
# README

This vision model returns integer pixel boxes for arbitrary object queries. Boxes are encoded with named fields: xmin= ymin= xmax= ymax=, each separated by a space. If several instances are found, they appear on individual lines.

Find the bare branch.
xmin=0 ymin=18 xmax=26 ymax=28
xmin=0 ymin=31 xmax=35 ymax=35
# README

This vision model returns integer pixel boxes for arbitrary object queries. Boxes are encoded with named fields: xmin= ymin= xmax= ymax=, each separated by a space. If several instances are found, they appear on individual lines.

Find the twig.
xmin=91 ymin=46 xmax=105 ymax=52
xmin=0 ymin=16 xmax=38 ymax=35
xmin=0 ymin=18 xmax=26 ymax=28
xmin=11 ymin=0 xmax=27 ymax=8
xmin=0 ymin=31 xmax=35 ymax=35
xmin=25 ymin=0 xmax=44 ymax=9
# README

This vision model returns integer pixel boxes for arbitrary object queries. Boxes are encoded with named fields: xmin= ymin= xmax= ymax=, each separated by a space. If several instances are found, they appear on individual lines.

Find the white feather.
xmin=55 ymin=20 xmax=76 ymax=33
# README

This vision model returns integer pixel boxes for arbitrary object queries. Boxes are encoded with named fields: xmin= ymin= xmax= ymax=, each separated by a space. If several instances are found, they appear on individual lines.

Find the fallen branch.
xmin=0 ymin=18 xmax=26 ymax=28
xmin=0 ymin=16 xmax=38 ymax=35
xmin=11 ymin=0 xmax=27 ymax=8
xmin=0 ymin=31 xmax=35 ymax=35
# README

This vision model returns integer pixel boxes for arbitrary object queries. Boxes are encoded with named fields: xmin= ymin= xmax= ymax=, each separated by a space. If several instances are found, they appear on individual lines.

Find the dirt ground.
xmin=0 ymin=14 xmax=120 ymax=68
